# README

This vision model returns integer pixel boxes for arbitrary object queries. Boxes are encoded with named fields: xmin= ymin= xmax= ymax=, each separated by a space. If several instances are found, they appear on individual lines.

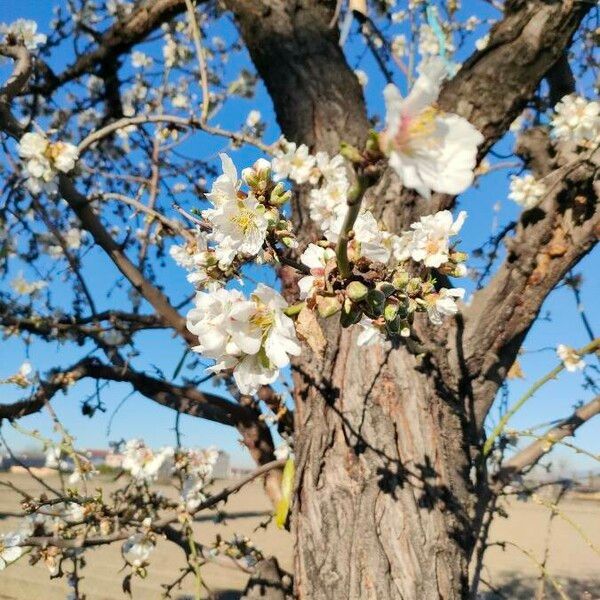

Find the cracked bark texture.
xmin=223 ymin=1 xmax=597 ymax=599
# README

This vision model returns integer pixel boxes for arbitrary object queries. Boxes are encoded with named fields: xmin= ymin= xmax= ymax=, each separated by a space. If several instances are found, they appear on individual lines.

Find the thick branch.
xmin=495 ymin=395 xmax=600 ymax=482
xmin=0 ymin=358 xmax=242 ymax=426
xmin=462 ymin=142 xmax=600 ymax=428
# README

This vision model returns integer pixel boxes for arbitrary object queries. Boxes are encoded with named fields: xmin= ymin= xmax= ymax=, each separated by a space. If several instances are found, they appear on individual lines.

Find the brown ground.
xmin=0 ymin=472 xmax=598 ymax=599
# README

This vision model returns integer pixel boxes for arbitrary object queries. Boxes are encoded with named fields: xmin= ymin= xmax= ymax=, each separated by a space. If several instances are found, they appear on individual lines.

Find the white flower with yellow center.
xmin=298 ymin=244 xmax=336 ymax=299
xmin=551 ymin=94 xmax=600 ymax=144
xmin=508 ymin=174 xmax=546 ymax=210
xmin=121 ymin=439 xmax=174 ymax=482
xmin=381 ymin=57 xmax=483 ymax=199
xmin=393 ymin=210 xmax=466 ymax=268
xmin=207 ymin=192 xmax=269 ymax=268
xmin=425 ymin=287 xmax=465 ymax=325
xmin=309 ymin=179 xmax=349 ymax=234
xmin=10 ymin=271 xmax=48 ymax=296
xmin=187 ymin=288 xmax=261 ymax=360
xmin=18 ymin=132 xmax=78 ymax=194
xmin=556 ymin=344 xmax=585 ymax=372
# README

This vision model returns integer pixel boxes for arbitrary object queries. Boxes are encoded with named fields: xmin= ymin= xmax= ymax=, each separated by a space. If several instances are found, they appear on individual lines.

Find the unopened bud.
xmin=317 ymin=296 xmax=341 ymax=318
xmin=339 ymin=142 xmax=362 ymax=164
xmin=270 ymin=183 xmax=292 ymax=206
xmin=376 ymin=282 xmax=396 ymax=297
xmin=450 ymin=251 xmax=468 ymax=263
xmin=392 ymin=270 xmax=409 ymax=289
xmin=384 ymin=300 xmax=399 ymax=323
xmin=340 ymin=298 xmax=363 ymax=327
xmin=365 ymin=289 xmax=386 ymax=316
xmin=346 ymin=281 xmax=368 ymax=302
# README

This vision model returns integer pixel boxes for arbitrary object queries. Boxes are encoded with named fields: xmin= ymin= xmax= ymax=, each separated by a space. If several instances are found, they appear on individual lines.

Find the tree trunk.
xmin=291 ymin=324 xmax=477 ymax=599
xmin=225 ymin=2 xmax=478 ymax=598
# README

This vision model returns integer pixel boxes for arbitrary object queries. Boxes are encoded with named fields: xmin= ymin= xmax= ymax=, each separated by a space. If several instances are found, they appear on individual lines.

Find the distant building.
xmin=213 ymin=450 xmax=231 ymax=479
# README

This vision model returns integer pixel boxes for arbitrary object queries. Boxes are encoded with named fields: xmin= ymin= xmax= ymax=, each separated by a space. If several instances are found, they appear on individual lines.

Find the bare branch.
xmin=496 ymin=395 xmax=600 ymax=482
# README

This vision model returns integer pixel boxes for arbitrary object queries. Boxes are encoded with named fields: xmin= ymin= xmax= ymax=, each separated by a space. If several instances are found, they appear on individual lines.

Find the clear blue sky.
xmin=1 ymin=1 xmax=598 ymax=471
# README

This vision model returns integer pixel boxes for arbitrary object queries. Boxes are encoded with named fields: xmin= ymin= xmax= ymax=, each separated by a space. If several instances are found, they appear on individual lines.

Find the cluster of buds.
xmin=241 ymin=158 xmax=296 ymax=250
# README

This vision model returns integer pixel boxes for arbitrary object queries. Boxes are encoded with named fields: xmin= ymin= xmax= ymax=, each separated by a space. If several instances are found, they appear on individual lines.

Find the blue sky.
xmin=1 ymin=1 xmax=598 ymax=471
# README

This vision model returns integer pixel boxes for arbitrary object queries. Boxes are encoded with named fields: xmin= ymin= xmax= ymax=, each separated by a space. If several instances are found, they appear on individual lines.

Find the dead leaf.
xmin=296 ymin=306 xmax=327 ymax=356
xmin=507 ymin=360 xmax=525 ymax=380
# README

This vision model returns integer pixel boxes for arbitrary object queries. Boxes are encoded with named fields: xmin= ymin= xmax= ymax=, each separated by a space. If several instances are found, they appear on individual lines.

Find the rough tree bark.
xmin=225 ymin=1 xmax=595 ymax=599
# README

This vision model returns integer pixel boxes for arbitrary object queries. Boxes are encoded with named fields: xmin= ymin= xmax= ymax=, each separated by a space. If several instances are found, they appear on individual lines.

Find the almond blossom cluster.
xmin=508 ymin=174 xmax=546 ymax=210
xmin=186 ymin=284 xmax=301 ymax=394
xmin=170 ymin=154 xmax=295 ymax=289
xmin=551 ymin=94 xmax=600 ymax=145
xmin=17 ymin=132 xmax=78 ymax=194
xmin=0 ymin=18 xmax=46 ymax=50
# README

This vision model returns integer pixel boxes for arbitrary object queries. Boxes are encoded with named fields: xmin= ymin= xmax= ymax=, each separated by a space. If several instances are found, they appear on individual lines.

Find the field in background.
xmin=0 ymin=472 xmax=598 ymax=599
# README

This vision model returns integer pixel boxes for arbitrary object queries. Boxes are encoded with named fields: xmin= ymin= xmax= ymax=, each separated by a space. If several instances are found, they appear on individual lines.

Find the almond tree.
xmin=0 ymin=1 xmax=598 ymax=599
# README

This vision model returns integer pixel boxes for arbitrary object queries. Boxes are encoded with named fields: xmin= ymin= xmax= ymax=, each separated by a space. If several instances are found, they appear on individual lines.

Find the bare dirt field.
xmin=0 ymin=472 xmax=598 ymax=599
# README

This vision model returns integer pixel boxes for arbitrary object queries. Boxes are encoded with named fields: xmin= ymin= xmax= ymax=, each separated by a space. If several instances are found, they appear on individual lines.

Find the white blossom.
xmin=131 ymin=51 xmax=153 ymax=68
xmin=298 ymin=244 xmax=336 ymax=299
xmin=187 ymin=284 xmax=301 ymax=394
xmin=508 ymin=174 xmax=546 ymax=210
xmin=0 ymin=531 xmax=26 ymax=570
xmin=0 ymin=19 xmax=46 ymax=50
xmin=205 ymin=153 xmax=241 ymax=208
xmin=391 ymin=35 xmax=407 ymax=57
xmin=246 ymin=110 xmax=262 ymax=128
xmin=418 ymin=24 xmax=454 ymax=57
xmin=426 ymin=287 xmax=465 ymax=325
xmin=551 ymin=94 xmax=600 ymax=144
xmin=122 ymin=533 xmax=154 ymax=567
xmin=393 ymin=210 xmax=466 ymax=268
xmin=272 ymin=141 xmax=316 ymax=184
xmin=475 ymin=33 xmax=490 ymax=51
xmin=18 ymin=132 xmax=78 ymax=194
xmin=207 ymin=192 xmax=269 ymax=268
xmin=309 ymin=179 xmax=349 ymax=234
xmin=556 ymin=344 xmax=585 ymax=372
xmin=10 ymin=271 xmax=48 ymax=296
xmin=354 ymin=69 xmax=369 ymax=87
xmin=313 ymin=152 xmax=347 ymax=185
xmin=381 ymin=58 xmax=483 ymax=198
xmin=121 ymin=439 xmax=174 ymax=482
xmin=274 ymin=443 xmax=292 ymax=461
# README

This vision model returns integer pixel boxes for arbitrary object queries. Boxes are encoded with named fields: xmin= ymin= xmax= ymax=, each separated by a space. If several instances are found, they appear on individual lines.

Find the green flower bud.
xmin=392 ymin=270 xmax=409 ymax=289
xmin=346 ymin=281 xmax=369 ymax=302
xmin=340 ymin=298 xmax=362 ymax=327
xmin=339 ymin=142 xmax=362 ymax=164
xmin=270 ymin=183 xmax=292 ymax=207
xmin=376 ymin=282 xmax=396 ymax=297
xmin=317 ymin=296 xmax=341 ymax=318
xmin=365 ymin=289 xmax=386 ymax=316
xmin=384 ymin=300 xmax=399 ymax=323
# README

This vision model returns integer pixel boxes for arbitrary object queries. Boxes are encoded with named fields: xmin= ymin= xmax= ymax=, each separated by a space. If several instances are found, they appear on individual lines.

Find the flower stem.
xmin=335 ymin=174 xmax=371 ymax=279
xmin=483 ymin=337 xmax=600 ymax=457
